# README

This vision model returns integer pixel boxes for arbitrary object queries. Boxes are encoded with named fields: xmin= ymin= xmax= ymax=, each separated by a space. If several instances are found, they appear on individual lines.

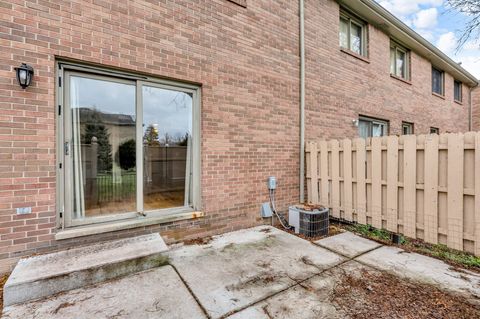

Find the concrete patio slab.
xmin=168 ymin=226 xmax=345 ymax=319
xmin=4 ymin=233 xmax=169 ymax=306
xmin=315 ymin=232 xmax=382 ymax=258
xmin=356 ymin=245 xmax=480 ymax=304
xmin=226 ymin=261 xmax=366 ymax=319
xmin=1 ymin=265 xmax=207 ymax=319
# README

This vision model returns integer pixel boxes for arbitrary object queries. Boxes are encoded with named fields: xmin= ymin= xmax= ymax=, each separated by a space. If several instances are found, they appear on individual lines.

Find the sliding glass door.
xmin=61 ymin=69 xmax=198 ymax=227
xmin=141 ymin=84 xmax=193 ymax=212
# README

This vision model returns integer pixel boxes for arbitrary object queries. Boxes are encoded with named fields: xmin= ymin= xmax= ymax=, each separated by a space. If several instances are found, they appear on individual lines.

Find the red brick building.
xmin=0 ymin=0 xmax=477 ymax=272
xmin=473 ymin=87 xmax=480 ymax=131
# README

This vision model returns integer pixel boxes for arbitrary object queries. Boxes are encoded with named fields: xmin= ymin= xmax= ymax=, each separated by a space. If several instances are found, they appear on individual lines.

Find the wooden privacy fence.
xmin=306 ymin=133 xmax=480 ymax=256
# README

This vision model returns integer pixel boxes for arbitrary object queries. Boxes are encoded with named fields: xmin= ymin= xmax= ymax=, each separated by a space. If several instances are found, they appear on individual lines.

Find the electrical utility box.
xmin=261 ymin=202 xmax=273 ymax=218
xmin=267 ymin=176 xmax=276 ymax=190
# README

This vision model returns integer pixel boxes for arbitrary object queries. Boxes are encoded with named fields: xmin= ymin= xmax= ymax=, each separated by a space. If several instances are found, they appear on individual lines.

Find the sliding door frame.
xmin=56 ymin=61 xmax=202 ymax=229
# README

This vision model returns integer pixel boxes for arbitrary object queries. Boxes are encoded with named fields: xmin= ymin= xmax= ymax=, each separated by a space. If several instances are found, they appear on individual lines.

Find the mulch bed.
xmin=0 ymin=273 xmax=9 ymax=313
xmin=331 ymin=269 xmax=480 ymax=319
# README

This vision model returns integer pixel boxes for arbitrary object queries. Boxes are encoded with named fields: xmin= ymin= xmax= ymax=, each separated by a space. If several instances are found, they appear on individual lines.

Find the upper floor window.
xmin=432 ymin=67 xmax=444 ymax=96
xmin=390 ymin=42 xmax=410 ymax=80
xmin=454 ymin=80 xmax=462 ymax=102
xmin=339 ymin=11 xmax=367 ymax=57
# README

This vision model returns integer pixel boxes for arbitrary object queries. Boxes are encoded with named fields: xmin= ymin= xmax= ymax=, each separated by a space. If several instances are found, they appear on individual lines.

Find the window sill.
xmin=55 ymin=210 xmax=204 ymax=240
xmin=432 ymin=92 xmax=445 ymax=100
xmin=340 ymin=48 xmax=370 ymax=63
xmin=454 ymin=100 xmax=463 ymax=105
xmin=390 ymin=74 xmax=412 ymax=85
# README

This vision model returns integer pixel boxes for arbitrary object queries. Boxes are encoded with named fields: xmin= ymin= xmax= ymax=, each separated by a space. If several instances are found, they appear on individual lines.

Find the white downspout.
xmin=299 ymin=0 xmax=306 ymax=203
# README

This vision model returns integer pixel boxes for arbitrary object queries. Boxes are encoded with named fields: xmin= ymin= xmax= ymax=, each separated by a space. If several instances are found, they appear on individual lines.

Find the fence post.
xmin=424 ymin=134 xmax=439 ymax=244
xmin=343 ymin=139 xmax=353 ymax=221
xmin=355 ymin=138 xmax=367 ymax=224
xmin=371 ymin=137 xmax=382 ymax=228
xmin=475 ymin=132 xmax=480 ymax=256
xmin=320 ymin=140 xmax=329 ymax=208
xmin=307 ymin=142 xmax=319 ymax=204
xmin=403 ymin=135 xmax=416 ymax=238
xmin=386 ymin=135 xmax=398 ymax=232
xmin=331 ymin=140 xmax=340 ymax=218
xmin=447 ymin=133 xmax=464 ymax=251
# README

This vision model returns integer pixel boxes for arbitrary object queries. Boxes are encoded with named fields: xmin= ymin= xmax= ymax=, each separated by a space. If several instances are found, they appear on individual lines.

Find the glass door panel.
xmin=65 ymin=73 xmax=137 ymax=224
xmin=141 ymin=85 xmax=193 ymax=211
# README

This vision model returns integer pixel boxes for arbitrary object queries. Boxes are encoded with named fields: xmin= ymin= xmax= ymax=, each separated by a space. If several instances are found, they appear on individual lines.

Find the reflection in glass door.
xmin=65 ymin=73 xmax=137 ymax=225
xmin=142 ymin=85 xmax=193 ymax=211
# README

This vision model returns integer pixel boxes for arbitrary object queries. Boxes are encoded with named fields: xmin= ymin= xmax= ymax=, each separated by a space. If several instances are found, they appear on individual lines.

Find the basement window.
xmin=430 ymin=127 xmax=439 ymax=134
xmin=358 ymin=116 xmax=388 ymax=138
xmin=56 ymin=62 xmax=201 ymax=228
xmin=339 ymin=10 xmax=367 ymax=57
xmin=402 ymin=122 xmax=414 ymax=135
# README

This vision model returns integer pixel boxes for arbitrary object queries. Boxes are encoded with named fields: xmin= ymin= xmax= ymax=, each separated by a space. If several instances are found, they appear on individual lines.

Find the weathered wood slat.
xmin=306 ymin=142 xmax=318 ymax=204
xmin=319 ymin=140 xmax=329 ymax=207
xmin=424 ymin=134 xmax=439 ymax=244
xmin=447 ymin=134 xmax=464 ymax=251
xmin=403 ymin=135 xmax=416 ymax=238
xmin=331 ymin=140 xmax=340 ymax=218
xmin=386 ymin=136 xmax=398 ymax=232
xmin=371 ymin=137 xmax=382 ymax=228
xmin=343 ymin=139 xmax=353 ymax=221
xmin=355 ymin=138 xmax=367 ymax=224
xmin=475 ymin=133 xmax=480 ymax=256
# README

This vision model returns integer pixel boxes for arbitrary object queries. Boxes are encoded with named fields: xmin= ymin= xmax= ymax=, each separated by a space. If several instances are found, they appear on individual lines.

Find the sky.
xmin=377 ymin=0 xmax=480 ymax=79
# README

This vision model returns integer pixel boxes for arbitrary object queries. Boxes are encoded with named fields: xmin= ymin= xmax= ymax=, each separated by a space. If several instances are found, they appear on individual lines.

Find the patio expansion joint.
xmin=170 ymin=263 xmax=212 ymax=319
xmin=217 ymin=241 xmax=385 ymax=319
xmin=313 ymin=239 xmax=385 ymax=260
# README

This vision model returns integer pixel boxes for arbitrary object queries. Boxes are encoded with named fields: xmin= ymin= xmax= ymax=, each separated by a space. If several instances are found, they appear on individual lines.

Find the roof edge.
xmin=339 ymin=0 xmax=479 ymax=87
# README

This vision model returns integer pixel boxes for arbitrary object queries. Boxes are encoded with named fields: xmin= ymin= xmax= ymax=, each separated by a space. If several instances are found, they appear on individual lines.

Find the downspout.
xmin=299 ymin=0 xmax=306 ymax=203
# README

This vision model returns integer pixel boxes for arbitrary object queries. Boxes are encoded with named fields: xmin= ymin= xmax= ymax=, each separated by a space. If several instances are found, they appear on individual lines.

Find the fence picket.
xmin=343 ymin=139 xmax=353 ymax=221
xmin=355 ymin=138 xmax=367 ymax=224
xmin=475 ymin=132 xmax=480 ymax=256
xmin=320 ymin=140 xmax=329 ymax=207
xmin=447 ymin=133 xmax=464 ymax=251
xmin=306 ymin=133 xmax=479 ymax=256
xmin=403 ymin=135 xmax=417 ymax=238
xmin=331 ymin=140 xmax=340 ymax=218
xmin=386 ymin=136 xmax=398 ymax=232
xmin=307 ymin=142 xmax=318 ymax=204
xmin=371 ymin=137 xmax=382 ymax=228
xmin=424 ymin=134 xmax=439 ymax=244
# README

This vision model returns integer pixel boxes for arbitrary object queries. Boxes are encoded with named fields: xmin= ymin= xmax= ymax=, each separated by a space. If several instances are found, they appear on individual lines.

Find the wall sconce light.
xmin=352 ymin=119 xmax=359 ymax=127
xmin=15 ymin=63 xmax=34 ymax=89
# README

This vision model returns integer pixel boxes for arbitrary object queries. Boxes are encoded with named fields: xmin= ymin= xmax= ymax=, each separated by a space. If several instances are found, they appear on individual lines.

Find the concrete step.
xmin=3 ymin=233 xmax=169 ymax=307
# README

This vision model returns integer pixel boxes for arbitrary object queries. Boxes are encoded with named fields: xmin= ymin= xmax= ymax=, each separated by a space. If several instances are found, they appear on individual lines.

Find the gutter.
xmin=299 ymin=0 xmax=305 ymax=203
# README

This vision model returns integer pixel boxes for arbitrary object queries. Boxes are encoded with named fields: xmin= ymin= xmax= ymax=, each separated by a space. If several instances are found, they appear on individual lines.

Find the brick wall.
xmin=0 ymin=0 xmax=301 ymax=273
xmin=473 ymin=87 xmax=480 ymax=131
xmin=304 ymin=0 xmax=472 ymax=140
xmin=0 ymin=0 xmax=475 ymax=273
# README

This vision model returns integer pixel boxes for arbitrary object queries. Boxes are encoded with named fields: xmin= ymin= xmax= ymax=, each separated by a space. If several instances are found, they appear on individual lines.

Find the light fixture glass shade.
xmin=15 ymin=63 xmax=34 ymax=89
